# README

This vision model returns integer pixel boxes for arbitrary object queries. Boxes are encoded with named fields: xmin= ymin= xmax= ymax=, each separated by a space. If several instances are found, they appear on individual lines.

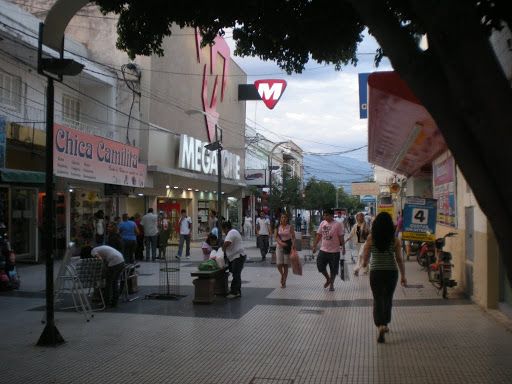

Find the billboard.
xmin=433 ymin=153 xmax=456 ymax=227
xmin=402 ymin=197 xmax=437 ymax=242
xmin=245 ymin=169 xmax=267 ymax=186
xmin=53 ymin=124 xmax=146 ymax=187
xmin=352 ymin=182 xmax=379 ymax=196
xmin=358 ymin=72 xmax=370 ymax=119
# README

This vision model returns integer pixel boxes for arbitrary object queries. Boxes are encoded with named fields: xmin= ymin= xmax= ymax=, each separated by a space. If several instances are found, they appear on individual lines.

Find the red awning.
xmin=367 ymin=71 xmax=447 ymax=177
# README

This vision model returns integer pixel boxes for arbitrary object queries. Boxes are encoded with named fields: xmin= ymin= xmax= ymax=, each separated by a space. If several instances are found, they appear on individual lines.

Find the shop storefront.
xmin=148 ymin=132 xmax=246 ymax=240
xmin=52 ymin=124 xmax=146 ymax=250
xmin=1 ymin=118 xmax=45 ymax=262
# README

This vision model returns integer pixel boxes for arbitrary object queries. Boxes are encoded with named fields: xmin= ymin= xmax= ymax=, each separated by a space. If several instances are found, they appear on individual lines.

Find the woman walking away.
xmin=275 ymin=213 xmax=296 ymax=288
xmin=346 ymin=212 xmax=370 ymax=275
xmin=361 ymin=212 xmax=407 ymax=343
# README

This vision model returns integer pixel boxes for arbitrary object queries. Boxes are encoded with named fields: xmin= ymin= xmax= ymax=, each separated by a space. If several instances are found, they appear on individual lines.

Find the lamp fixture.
xmin=173 ymin=186 xmax=179 ymax=189
xmin=166 ymin=185 xmax=170 ymax=189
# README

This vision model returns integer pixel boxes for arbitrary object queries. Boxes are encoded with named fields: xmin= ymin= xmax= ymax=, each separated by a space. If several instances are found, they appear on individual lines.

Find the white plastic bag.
xmin=209 ymin=249 xmax=225 ymax=269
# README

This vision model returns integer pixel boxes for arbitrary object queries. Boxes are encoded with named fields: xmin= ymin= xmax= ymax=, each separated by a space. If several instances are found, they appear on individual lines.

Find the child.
xmin=201 ymin=233 xmax=218 ymax=260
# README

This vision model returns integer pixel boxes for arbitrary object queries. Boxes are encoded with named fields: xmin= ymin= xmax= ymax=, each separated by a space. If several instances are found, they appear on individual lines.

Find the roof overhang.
xmin=367 ymin=71 xmax=447 ymax=177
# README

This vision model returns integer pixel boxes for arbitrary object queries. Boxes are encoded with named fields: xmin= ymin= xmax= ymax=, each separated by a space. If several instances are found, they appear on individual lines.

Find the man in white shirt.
xmin=91 ymin=245 xmax=125 ymax=307
xmin=255 ymin=211 xmax=271 ymax=261
xmin=141 ymin=208 xmax=158 ymax=262
xmin=222 ymin=221 xmax=246 ymax=298
xmin=177 ymin=209 xmax=192 ymax=259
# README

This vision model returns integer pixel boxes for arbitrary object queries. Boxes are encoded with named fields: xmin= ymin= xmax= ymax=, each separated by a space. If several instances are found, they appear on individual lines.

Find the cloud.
xmin=227 ymin=30 xmax=392 ymax=168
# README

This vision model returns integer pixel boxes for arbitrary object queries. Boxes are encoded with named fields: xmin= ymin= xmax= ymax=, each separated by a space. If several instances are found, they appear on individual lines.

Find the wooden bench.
xmin=190 ymin=268 xmax=229 ymax=304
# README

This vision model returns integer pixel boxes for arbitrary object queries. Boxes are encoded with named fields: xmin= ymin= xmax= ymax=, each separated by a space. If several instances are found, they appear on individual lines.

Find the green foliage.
xmin=303 ymin=178 xmax=336 ymax=211
xmin=269 ymin=174 xmax=304 ymax=214
xmin=95 ymin=0 xmax=512 ymax=72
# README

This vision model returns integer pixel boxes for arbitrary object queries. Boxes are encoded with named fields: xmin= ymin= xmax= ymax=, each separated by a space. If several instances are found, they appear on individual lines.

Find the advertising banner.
xmin=358 ymin=73 xmax=370 ymax=119
xmin=53 ymin=124 xmax=146 ymax=187
xmin=433 ymin=153 xmax=456 ymax=227
xmin=351 ymin=181 xmax=379 ymax=196
xmin=244 ymin=169 xmax=267 ymax=186
xmin=377 ymin=203 xmax=395 ymax=220
xmin=402 ymin=197 xmax=437 ymax=241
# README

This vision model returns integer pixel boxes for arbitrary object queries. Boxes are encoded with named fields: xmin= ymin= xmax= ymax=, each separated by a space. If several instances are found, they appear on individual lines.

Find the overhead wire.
xmin=0 ymin=15 xmax=371 ymax=159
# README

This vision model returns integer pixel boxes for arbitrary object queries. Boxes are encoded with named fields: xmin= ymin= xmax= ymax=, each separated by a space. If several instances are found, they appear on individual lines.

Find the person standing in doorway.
xmin=118 ymin=213 xmax=138 ymax=264
xmin=176 ymin=209 xmax=192 ymax=259
xmin=255 ymin=211 xmax=271 ymax=262
xmin=222 ymin=221 xmax=246 ymax=298
xmin=243 ymin=213 xmax=253 ymax=239
xmin=133 ymin=213 xmax=144 ymax=261
xmin=361 ymin=212 xmax=407 ymax=343
xmin=275 ymin=213 xmax=296 ymax=288
xmin=141 ymin=208 xmax=158 ymax=262
xmin=312 ymin=208 xmax=345 ymax=291
xmin=94 ymin=210 xmax=105 ymax=245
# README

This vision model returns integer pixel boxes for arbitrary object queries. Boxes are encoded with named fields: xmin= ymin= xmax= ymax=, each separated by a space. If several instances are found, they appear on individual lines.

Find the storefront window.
xmin=70 ymin=190 xmax=112 ymax=247
xmin=11 ymin=188 xmax=37 ymax=259
xmin=197 ymin=200 xmax=210 ymax=237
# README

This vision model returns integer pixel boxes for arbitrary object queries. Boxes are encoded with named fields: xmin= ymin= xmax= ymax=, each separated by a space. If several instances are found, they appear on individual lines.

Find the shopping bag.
xmin=290 ymin=248 xmax=302 ymax=276
xmin=339 ymin=258 xmax=348 ymax=281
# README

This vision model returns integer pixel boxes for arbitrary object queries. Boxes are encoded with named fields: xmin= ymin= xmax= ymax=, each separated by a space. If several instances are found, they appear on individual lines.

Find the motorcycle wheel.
xmin=440 ymin=268 xmax=448 ymax=299
xmin=417 ymin=253 xmax=423 ymax=267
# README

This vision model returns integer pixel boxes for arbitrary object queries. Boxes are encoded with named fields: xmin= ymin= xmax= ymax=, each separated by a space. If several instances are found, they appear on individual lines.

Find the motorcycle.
xmin=408 ymin=240 xmax=421 ymax=261
xmin=427 ymin=232 xmax=457 ymax=298
xmin=417 ymin=240 xmax=436 ymax=269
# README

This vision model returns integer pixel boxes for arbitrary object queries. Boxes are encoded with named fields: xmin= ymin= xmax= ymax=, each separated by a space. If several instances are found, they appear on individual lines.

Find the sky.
xmin=225 ymin=30 xmax=393 ymax=165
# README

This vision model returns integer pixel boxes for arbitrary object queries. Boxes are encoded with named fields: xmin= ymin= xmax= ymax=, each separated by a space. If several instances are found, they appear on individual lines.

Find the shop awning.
xmin=367 ymin=71 xmax=447 ymax=176
xmin=0 ymin=168 xmax=45 ymax=184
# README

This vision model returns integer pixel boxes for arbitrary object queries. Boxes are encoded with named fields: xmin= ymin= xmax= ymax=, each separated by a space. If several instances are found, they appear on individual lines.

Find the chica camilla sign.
xmin=53 ymin=124 xmax=147 ymax=187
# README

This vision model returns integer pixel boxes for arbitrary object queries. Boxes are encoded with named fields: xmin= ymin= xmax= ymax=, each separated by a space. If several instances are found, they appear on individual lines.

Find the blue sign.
xmin=360 ymin=194 xmax=376 ymax=203
xmin=358 ymin=73 xmax=370 ymax=119
xmin=403 ymin=197 xmax=437 ymax=241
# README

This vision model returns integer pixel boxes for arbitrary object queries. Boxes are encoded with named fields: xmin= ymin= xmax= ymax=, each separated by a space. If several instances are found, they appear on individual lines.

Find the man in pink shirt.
xmin=312 ymin=208 xmax=346 ymax=291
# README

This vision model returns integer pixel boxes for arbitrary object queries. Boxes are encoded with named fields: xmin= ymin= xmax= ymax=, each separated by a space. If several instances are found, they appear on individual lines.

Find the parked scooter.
xmin=408 ymin=240 xmax=421 ymax=260
xmin=417 ymin=240 xmax=436 ymax=269
xmin=428 ymin=232 xmax=457 ymax=299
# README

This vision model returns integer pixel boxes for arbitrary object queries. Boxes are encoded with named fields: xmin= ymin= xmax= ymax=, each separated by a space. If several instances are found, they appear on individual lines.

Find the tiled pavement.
xmin=1 ymin=239 xmax=512 ymax=384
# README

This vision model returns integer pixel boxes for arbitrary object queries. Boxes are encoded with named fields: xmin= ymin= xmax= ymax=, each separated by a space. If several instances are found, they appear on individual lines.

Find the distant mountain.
xmin=303 ymin=154 xmax=373 ymax=194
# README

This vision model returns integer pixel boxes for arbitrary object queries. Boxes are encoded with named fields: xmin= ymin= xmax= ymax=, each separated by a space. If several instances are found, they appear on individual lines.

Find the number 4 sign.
xmin=402 ymin=197 xmax=437 ymax=242
xmin=412 ymin=208 xmax=429 ymax=224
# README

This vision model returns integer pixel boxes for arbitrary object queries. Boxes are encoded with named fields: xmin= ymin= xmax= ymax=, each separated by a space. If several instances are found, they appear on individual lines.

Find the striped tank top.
xmin=370 ymin=242 xmax=398 ymax=271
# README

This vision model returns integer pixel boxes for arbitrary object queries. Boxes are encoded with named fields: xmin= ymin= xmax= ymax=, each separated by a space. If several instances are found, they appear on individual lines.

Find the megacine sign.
xmin=53 ymin=124 xmax=147 ymax=187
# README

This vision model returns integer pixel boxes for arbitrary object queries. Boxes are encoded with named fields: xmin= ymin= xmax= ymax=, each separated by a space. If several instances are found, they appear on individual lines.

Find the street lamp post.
xmin=267 ymin=141 xmax=289 ymax=238
xmin=205 ymin=126 xmax=223 ymax=241
xmin=37 ymin=2 xmax=86 ymax=346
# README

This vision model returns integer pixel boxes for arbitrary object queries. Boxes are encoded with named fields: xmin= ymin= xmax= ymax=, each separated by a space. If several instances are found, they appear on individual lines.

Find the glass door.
xmin=11 ymin=187 xmax=38 ymax=261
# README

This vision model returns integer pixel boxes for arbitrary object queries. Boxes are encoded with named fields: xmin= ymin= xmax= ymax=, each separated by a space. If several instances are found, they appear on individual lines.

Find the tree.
xmin=335 ymin=187 xmax=365 ymax=213
xmin=269 ymin=173 xmax=304 ymax=215
xmin=304 ymin=178 xmax=336 ymax=212
xmin=94 ymin=0 xmax=512 ymax=285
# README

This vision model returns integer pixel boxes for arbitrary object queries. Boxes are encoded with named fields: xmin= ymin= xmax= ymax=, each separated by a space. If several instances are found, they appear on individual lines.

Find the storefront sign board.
xmin=53 ymin=124 xmax=146 ymax=187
